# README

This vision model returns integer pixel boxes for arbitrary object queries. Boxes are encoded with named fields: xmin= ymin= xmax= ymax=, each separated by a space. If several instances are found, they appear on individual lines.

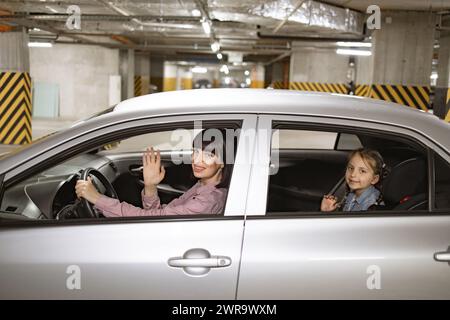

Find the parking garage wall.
xmin=30 ymin=44 xmax=120 ymax=120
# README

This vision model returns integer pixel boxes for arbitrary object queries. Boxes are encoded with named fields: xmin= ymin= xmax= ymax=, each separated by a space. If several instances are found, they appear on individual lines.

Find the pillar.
xmin=212 ymin=69 xmax=220 ymax=88
xmin=0 ymin=27 xmax=32 ymax=144
xmin=134 ymin=53 xmax=150 ymax=96
xmin=163 ymin=62 xmax=177 ymax=92
xmin=250 ymin=63 xmax=265 ymax=88
xmin=371 ymin=11 xmax=435 ymax=86
xmin=437 ymin=35 xmax=450 ymax=88
xmin=181 ymin=69 xmax=193 ymax=90
xmin=119 ymin=48 xmax=135 ymax=100
xmin=436 ymin=34 xmax=450 ymax=121
xmin=356 ymin=11 xmax=437 ymax=111
xmin=150 ymin=57 xmax=163 ymax=93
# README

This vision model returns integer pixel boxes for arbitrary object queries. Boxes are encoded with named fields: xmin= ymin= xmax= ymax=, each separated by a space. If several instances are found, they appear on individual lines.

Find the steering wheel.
xmin=79 ymin=168 xmax=119 ymax=218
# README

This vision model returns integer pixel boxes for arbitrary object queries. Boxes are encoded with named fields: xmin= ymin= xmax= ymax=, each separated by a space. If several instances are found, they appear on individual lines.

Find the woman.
xmin=75 ymin=129 xmax=233 ymax=217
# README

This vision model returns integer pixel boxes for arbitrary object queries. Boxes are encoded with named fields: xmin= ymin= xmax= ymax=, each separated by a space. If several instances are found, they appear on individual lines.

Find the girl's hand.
xmin=143 ymin=147 xmax=165 ymax=187
xmin=321 ymin=194 xmax=339 ymax=212
xmin=75 ymin=177 xmax=101 ymax=204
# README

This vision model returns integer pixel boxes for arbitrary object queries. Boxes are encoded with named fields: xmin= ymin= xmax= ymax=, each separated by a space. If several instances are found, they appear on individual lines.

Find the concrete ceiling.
xmin=0 ymin=0 xmax=449 ymax=64
xmin=323 ymin=0 xmax=450 ymax=12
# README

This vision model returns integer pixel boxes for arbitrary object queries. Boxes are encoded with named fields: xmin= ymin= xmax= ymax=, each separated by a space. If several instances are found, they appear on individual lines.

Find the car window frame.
xmin=246 ymin=114 xmax=450 ymax=217
xmin=0 ymin=113 xmax=258 ymax=223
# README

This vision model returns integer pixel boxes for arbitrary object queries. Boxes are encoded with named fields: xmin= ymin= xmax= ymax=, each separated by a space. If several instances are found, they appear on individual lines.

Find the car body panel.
xmin=237 ymin=215 xmax=450 ymax=299
xmin=0 ymin=218 xmax=244 ymax=299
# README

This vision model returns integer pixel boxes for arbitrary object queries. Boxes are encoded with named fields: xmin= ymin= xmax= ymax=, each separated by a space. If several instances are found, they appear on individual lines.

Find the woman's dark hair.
xmin=192 ymin=128 xmax=237 ymax=189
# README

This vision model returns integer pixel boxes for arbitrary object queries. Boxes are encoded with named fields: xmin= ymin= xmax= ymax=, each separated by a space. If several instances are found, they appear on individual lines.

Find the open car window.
xmin=0 ymin=121 xmax=242 ymax=221
xmin=267 ymin=125 xmax=429 ymax=215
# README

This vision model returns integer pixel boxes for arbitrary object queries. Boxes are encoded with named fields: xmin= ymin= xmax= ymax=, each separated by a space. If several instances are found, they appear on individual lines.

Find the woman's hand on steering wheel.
xmin=75 ymin=177 xmax=101 ymax=204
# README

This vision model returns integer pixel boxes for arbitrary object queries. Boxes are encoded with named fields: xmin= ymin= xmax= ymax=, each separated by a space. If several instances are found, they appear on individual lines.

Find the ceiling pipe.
xmin=0 ymin=13 xmax=200 ymax=22
xmin=257 ymin=31 xmax=367 ymax=42
xmin=273 ymin=0 xmax=307 ymax=34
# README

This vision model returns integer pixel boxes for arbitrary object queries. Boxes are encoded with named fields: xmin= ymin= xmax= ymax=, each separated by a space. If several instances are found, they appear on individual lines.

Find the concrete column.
xmin=0 ymin=28 xmax=32 ymax=145
xmin=371 ymin=11 xmax=435 ymax=85
xmin=250 ymin=63 xmax=265 ymax=88
xmin=181 ymin=69 xmax=193 ymax=90
xmin=119 ymin=49 xmax=135 ymax=100
xmin=163 ymin=62 xmax=177 ymax=91
xmin=437 ymin=35 xmax=450 ymax=88
xmin=150 ymin=57 xmax=163 ymax=93
xmin=355 ymin=55 xmax=374 ymax=85
xmin=289 ymin=45 xmax=349 ymax=83
xmin=213 ymin=69 xmax=220 ymax=88
xmin=435 ymin=34 xmax=450 ymax=120
xmin=135 ymin=53 xmax=150 ymax=95
xmin=0 ymin=28 xmax=30 ymax=72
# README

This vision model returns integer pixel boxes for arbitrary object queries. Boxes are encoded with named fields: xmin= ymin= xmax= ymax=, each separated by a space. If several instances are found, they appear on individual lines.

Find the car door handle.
xmin=168 ymin=257 xmax=231 ymax=268
xmin=168 ymin=248 xmax=232 ymax=276
xmin=434 ymin=251 xmax=450 ymax=262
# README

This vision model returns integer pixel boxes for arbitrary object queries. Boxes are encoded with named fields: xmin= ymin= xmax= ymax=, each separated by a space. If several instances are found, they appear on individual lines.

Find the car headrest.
xmin=382 ymin=157 xmax=427 ymax=205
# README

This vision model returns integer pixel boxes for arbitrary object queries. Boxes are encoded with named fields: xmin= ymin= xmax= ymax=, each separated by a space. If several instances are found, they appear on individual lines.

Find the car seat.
xmin=381 ymin=157 xmax=428 ymax=210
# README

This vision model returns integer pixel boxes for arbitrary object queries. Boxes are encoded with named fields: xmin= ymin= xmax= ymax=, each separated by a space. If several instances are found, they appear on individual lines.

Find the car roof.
xmin=111 ymin=89 xmax=448 ymax=146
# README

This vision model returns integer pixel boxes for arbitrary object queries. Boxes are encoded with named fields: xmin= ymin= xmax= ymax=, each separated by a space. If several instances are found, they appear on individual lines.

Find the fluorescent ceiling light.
xmin=244 ymin=70 xmax=250 ymax=76
xmin=210 ymin=41 xmax=220 ymax=52
xmin=336 ymin=48 xmax=371 ymax=56
xmin=216 ymin=53 xmax=223 ymax=60
xmin=430 ymin=72 xmax=438 ymax=80
xmin=191 ymin=9 xmax=201 ymax=17
xmin=336 ymin=41 xmax=372 ymax=48
xmin=192 ymin=66 xmax=207 ymax=73
xmin=201 ymin=20 xmax=211 ymax=35
xmin=28 ymin=42 xmax=52 ymax=48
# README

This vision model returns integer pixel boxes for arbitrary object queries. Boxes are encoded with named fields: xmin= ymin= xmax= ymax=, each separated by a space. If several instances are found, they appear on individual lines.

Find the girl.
xmin=321 ymin=148 xmax=386 ymax=212
xmin=75 ymin=129 xmax=233 ymax=217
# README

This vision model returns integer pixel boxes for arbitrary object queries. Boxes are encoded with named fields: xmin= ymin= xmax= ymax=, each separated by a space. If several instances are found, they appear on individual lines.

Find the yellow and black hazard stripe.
xmin=134 ymin=76 xmax=142 ymax=97
xmin=289 ymin=82 xmax=349 ymax=94
xmin=0 ymin=72 xmax=32 ymax=145
xmin=370 ymin=84 xmax=430 ymax=111
xmin=272 ymin=81 xmax=286 ymax=89
xmin=355 ymin=84 xmax=371 ymax=97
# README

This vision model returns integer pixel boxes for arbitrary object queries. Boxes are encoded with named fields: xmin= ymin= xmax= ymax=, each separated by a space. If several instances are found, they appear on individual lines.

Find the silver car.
xmin=0 ymin=89 xmax=449 ymax=299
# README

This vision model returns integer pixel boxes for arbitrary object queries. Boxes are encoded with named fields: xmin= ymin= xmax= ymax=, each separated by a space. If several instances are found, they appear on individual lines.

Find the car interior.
xmin=266 ymin=128 xmax=429 ymax=214
xmin=0 ymin=122 xmax=241 ymax=220
xmin=0 ymin=121 xmax=435 ymax=221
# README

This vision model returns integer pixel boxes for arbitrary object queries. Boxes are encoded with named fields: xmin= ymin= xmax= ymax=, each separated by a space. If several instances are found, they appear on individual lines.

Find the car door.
xmin=0 ymin=114 xmax=257 ymax=299
xmin=237 ymin=114 xmax=450 ymax=299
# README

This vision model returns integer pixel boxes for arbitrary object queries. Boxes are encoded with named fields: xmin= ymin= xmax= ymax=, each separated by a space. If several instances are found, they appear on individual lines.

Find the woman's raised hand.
xmin=143 ymin=147 xmax=166 ymax=187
